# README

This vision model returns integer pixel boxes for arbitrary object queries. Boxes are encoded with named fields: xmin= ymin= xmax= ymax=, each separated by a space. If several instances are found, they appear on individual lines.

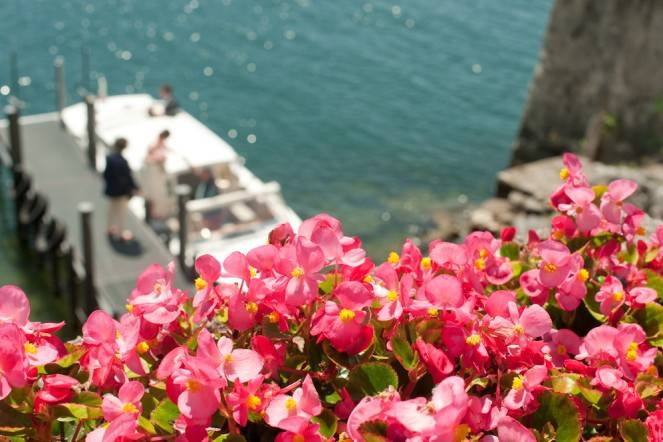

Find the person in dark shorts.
xmin=103 ymin=138 xmax=139 ymax=241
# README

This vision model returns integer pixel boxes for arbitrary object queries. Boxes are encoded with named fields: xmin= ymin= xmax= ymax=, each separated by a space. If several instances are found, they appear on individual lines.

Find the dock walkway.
xmin=0 ymin=113 xmax=187 ymax=315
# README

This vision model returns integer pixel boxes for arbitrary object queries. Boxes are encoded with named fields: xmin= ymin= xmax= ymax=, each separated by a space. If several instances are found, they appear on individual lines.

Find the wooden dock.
xmin=0 ymin=112 xmax=187 ymax=315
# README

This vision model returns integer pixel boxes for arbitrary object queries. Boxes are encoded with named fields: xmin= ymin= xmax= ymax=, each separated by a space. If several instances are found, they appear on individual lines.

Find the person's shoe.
xmin=120 ymin=230 xmax=134 ymax=242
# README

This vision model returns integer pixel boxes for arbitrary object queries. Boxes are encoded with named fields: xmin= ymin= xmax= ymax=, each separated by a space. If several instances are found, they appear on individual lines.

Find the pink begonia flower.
xmin=34 ymin=374 xmax=79 ymax=412
xmin=519 ymin=270 xmax=548 ymax=305
xmin=102 ymin=381 xmax=144 ymax=422
xmin=274 ymin=416 xmax=324 ymax=442
xmin=81 ymin=310 xmax=126 ymax=388
xmin=560 ymin=153 xmax=589 ymax=186
xmin=0 ymin=285 xmax=30 ymax=326
xmin=485 ymin=290 xmax=517 ymax=318
xmin=441 ymin=324 xmax=490 ymax=372
xmin=614 ymin=324 xmax=657 ymax=378
xmin=537 ymin=240 xmax=573 ymax=288
xmin=251 ymin=335 xmax=285 ymax=380
xmin=505 ymin=302 xmax=553 ymax=340
xmin=156 ymin=346 xmax=188 ymax=380
xmin=629 ymin=286 xmax=657 ymax=307
xmin=128 ymin=262 xmax=184 ymax=325
xmin=503 ymin=365 xmax=547 ymax=410
xmin=226 ymin=375 xmax=266 ymax=427
xmin=372 ymin=263 xmax=412 ymax=321
xmin=333 ymin=387 xmax=355 ymax=420
xmin=622 ymin=203 xmax=645 ymax=242
xmin=192 ymin=254 xmax=222 ymax=321
xmin=496 ymin=416 xmax=537 ymax=442
xmin=414 ymin=338 xmax=453 ymax=383
xmin=387 ymin=376 xmax=469 ymax=439
xmin=600 ymin=178 xmax=638 ymax=224
xmin=424 ymin=274 xmax=463 ymax=309
xmin=246 ymin=244 xmax=279 ymax=276
xmin=591 ymin=367 xmax=628 ymax=392
xmin=23 ymin=334 xmax=60 ymax=367
xmin=169 ymin=356 xmax=224 ymax=420
xmin=608 ymin=387 xmax=643 ymax=419
xmin=577 ymin=325 xmax=619 ymax=361
xmin=227 ymin=278 xmax=271 ymax=332
xmin=466 ymin=396 xmax=507 ymax=432
xmin=196 ymin=329 xmax=264 ymax=383
xmin=560 ymin=186 xmax=601 ymax=232
xmin=275 ymin=237 xmax=325 ymax=306
xmin=85 ymin=412 xmax=142 ymax=442
xmin=595 ymin=276 xmax=626 ymax=317
xmin=265 ymin=375 xmax=322 ymax=428
xmin=547 ymin=329 xmax=581 ymax=367
xmin=115 ymin=313 xmax=147 ymax=376
xmin=429 ymin=241 xmax=468 ymax=270
xmin=310 ymin=283 xmax=374 ymax=355
xmin=0 ymin=323 xmax=27 ymax=399
xmin=555 ymin=255 xmax=588 ymax=311
xmin=268 ymin=222 xmax=295 ymax=246
xmin=347 ymin=389 xmax=401 ymax=441
xmin=646 ymin=410 xmax=663 ymax=442
xmin=310 ymin=224 xmax=366 ymax=267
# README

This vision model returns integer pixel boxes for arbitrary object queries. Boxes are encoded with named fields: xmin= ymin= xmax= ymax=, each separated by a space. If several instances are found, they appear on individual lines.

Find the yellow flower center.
xmin=559 ymin=167 xmax=570 ymax=180
xmin=194 ymin=277 xmax=207 ymax=291
xmin=465 ymin=334 xmax=481 ymax=346
xmin=637 ymin=226 xmax=646 ymax=236
xmin=543 ymin=262 xmax=557 ymax=273
xmin=125 ymin=303 xmax=134 ymax=313
xmin=387 ymin=291 xmax=398 ymax=302
xmin=474 ymin=258 xmax=486 ymax=270
xmin=363 ymin=274 xmax=374 ymax=284
xmin=153 ymin=283 xmax=162 ymax=294
xmin=122 ymin=402 xmax=138 ymax=413
xmin=293 ymin=436 xmax=305 ymax=442
xmin=388 ymin=251 xmax=400 ymax=265
xmin=613 ymin=291 xmax=624 ymax=302
xmin=285 ymin=397 xmax=298 ymax=412
xmin=267 ymin=311 xmax=280 ymax=323
xmin=224 ymin=354 xmax=234 ymax=364
xmin=136 ymin=341 xmax=150 ymax=354
xmin=427 ymin=307 xmax=439 ymax=317
xmin=421 ymin=257 xmax=431 ymax=270
xmin=249 ymin=266 xmax=258 ymax=279
xmin=552 ymin=230 xmax=564 ymax=240
xmin=245 ymin=302 xmax=259 ymax=314
xmin=186 ymin=380 xmax=201 ymax=392
xmin=339 ymin=309 xmax=356 ymax=322
xmin=24 ymin=342 xmax=38 ymax=354
xmin=246 ymin=394 xmax=262 ymax=410
xmin=479 ymin=249 xmax=489 ymax=259
xmin=556 ymin=344 xmax=567 ymax=355
xmin=626 ymin=342 xmax=638 ymax=361
xmin=291 ymin=266 xmax=305 ymax=278
xmin=511 ymin=375 xmax=524 ymax=390
xmin=453 ymin=424 xmax=471 ymax=442
xmin=513 ymin=324 xmax=524 ymax=335
xmin=578 ymin=269 xmax=589 ymax=282
xmin=338 ymin=433 xmax=352 ymax=442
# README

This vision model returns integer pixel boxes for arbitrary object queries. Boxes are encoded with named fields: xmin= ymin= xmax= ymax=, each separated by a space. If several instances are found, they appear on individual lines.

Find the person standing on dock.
xmin=103 ymin=138 xmax=139 ymax=241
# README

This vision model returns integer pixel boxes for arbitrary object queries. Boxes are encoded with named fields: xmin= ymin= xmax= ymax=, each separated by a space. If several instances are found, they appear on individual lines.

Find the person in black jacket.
xmin=103 ymin=138 xmax=139 ymax=240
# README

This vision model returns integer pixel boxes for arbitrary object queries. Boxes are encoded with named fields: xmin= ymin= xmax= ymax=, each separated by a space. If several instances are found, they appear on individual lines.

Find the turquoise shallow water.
xmin=1 ymin=0 xmax=552 ymax=258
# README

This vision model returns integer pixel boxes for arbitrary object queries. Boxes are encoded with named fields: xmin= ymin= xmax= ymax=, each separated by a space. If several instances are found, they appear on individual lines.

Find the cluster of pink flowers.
xmin=1 ymin=154 xmax=663 ymax=441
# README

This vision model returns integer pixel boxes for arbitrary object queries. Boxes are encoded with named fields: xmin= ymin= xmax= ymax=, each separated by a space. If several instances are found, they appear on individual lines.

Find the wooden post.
xmin=144 ymin=198 xmax=153 ymax=225
xmin=176 ymin=184 xmax=191 ymax=276
xmin=5 ymin=105 xmax=22 ymax=166
xmin=85 ymin=95 xmax=97 ymax=170
xmin=54 ymin=57 xmax=66 ymax=126
xmin=78 ymin=201 xmax=97 ymax=314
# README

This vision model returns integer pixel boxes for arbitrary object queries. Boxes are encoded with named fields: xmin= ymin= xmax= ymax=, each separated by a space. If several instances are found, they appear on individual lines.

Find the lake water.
xmin=1 ymin=0 xmax=552 ymax=259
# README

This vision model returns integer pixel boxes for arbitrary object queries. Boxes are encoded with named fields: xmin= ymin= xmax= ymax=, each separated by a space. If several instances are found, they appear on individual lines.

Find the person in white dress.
xmin=142 ymin=130 xmax=172 ymax=219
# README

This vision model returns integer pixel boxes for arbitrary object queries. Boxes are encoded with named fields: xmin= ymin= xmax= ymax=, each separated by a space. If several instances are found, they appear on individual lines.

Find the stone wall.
xmin=511 ymin=0 xmax=663 ymax=165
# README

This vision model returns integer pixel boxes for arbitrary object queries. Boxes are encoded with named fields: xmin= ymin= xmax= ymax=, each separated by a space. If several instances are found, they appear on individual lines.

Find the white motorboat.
xmin=60 ymin=94 xmax=301 ymax=265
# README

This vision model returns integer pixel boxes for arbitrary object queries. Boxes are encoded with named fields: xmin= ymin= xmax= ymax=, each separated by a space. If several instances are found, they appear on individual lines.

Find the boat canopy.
xmin=61 ymin=94 xmax=239 ymax=174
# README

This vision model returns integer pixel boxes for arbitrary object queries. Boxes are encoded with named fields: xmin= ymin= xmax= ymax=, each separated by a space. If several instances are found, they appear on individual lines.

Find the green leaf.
xmin=635 ymin=373 xmax=663 ymax=399
xmin=619 ymin=419 xmax=648 ymax=442
xmin=319 ymin=274 xmax=341 ymax=294
xmin=634 ymin=302 xmax=663 ymax=347
xmin=530 ymin=392 xmax=581 ymax=442
xmin=212 ymin=435 xmax=248 ymax=442
xmin=390 ymin=336 xmax=417 ymax=371
xmin=358 ymin=420 xmax=389 ymax=441
xmin=550 ymin=374 xmax=580 ymax=395
xmin=583 ymin=294 xmax=606 ymax=323
xmin=500 ymin=242 xmax=519 ymax=261
xmin=151 ymin=398 xmax=179 ymax=433
xmin=645 ymin=270 xmax=663 ymax=301
xmin=312 ymin=408 xmax=338 ymax=438
xmin=466 ymin=376 xmax=490 ymax=391
xmin=44 ymin=348 xmax=85 ymax=372
xmin=52 ymin=403 xmax=102 ymax=420
xmin=347 ymin=362 xmax=399 ymax=400
xmin=138 ymin=416 xmax=157 ymax=435
xmin=72 ymin=391 xmax=102 ymax=408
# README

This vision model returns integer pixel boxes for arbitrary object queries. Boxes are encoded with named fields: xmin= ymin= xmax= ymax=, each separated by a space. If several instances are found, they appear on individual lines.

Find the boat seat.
xmin=229 ymin=202 xmax=256 ymax=223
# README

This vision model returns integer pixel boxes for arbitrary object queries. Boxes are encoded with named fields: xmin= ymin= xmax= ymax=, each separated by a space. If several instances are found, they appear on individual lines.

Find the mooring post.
xmin=176 ymin=184 xmax=191 ymax=276
xmin=78 ymin=201 xmax=97 ymax=314
xmin=144 ymin=198 xmax=153 ymax=225
xmin=54 ymin=57 xmax=66 ymax=126
xmin=5 ymin=105 xmax=22 ymax=167
xmin=85 ymin=95 xmax=97 ymax=170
